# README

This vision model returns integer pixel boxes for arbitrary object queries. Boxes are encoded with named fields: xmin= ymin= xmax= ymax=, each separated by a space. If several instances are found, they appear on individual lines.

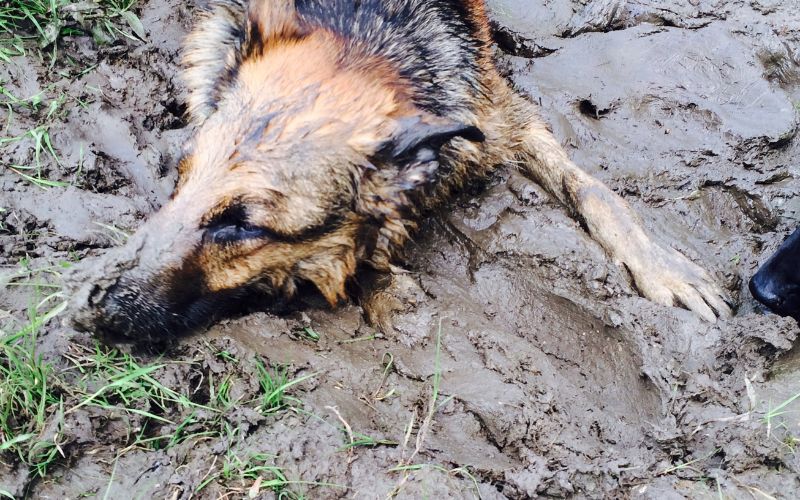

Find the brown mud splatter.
xmin=2 ymin=0 xmax=800 ymax=498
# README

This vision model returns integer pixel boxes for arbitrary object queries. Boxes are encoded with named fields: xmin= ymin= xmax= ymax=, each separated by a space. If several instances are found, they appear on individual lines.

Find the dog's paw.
xmin=627 ymin=244 xmax=732 ymax=322
xmin=361 ymin=271 xmax=427 ymax=335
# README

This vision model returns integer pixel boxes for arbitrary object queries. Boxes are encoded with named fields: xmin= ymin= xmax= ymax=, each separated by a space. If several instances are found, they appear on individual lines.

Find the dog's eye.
xmin=204 ymin=223 xmax=275 ymax=244
xmin=202 ymin=203 xmax=279 ymax=245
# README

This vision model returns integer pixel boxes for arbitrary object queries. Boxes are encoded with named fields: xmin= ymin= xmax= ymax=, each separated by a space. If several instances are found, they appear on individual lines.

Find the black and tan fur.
xmin=71 ymin=0 xmax=731 ymax=339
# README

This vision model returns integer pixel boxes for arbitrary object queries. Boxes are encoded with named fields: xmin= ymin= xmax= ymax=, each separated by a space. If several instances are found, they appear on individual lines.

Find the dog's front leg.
xmin=515 ymin=117 xmax=731 ymax=322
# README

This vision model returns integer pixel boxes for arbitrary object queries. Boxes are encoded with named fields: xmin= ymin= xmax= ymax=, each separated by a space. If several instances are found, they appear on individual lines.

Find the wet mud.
xmin=2 ymin=0 xmax=800 ymax=498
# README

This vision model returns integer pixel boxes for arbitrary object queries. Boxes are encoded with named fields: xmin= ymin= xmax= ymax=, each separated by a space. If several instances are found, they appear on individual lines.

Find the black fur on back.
xmin=183 ymin=0 xmax=488 ymax=122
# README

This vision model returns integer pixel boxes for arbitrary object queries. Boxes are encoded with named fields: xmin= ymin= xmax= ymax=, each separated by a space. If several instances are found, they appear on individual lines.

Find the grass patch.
xmin=1 ymin=260 xmax=322 ymax=495
xmin=0 ymin=281 xmax=68 ymax=476
xmin=658 ymin=448 xmax=721 ymax=476
xmin=339 ymin=432 xmax=398 ymax=451
xmin=0 ymin=0 xmax=144 ymax=54
xmin=764 ymin=390 xmax=800 ymax=440
xmin=1 ymin=1 xmax=142 ymax=187
xmin=196 ymin=451 xmax=293 ymax=497
xmin=62 ymin=343 xmax=202 ymax=422
xmin=0 ymin=81 xmax=76 ymax=188
xmin=196 ymin=448 xmax=348 ymax=499
xmin=300 ymin=326 xmax=320 ymax=342
xmin=388 ymin=463 xmax=482 ymax=499
xmin=254 ymin=359 xmax=317 ymax=414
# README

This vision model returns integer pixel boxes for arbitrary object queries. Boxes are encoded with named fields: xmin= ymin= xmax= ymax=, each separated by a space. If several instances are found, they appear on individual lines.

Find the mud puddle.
xmin=2 ymin=0 xmax=800 ymax=498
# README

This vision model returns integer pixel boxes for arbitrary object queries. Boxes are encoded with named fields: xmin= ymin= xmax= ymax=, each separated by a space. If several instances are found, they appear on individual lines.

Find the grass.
xmin=388 ymin=464 xmax=482 ymax=499
xmin=339 ymin=432 xmax=398 ymax=451
xmin=763 ymin=389 xmax=800 ymax=441
xmin=0 ymin=0 xmax=144 ymax=56
xmin=1 ymin=0 xmax=143 ymax=188
xmin=196 ymin=451 xmax=294 ymax=497
xmin=659 ymin=448 xmax=721 ymax=476
xmin=387 ymin=320 xmax=475 ymax=497
xmin=196 ymin=447 xmax=349 ymax=499
xmin=300 ymin=326 xmax=320 ymax=342
xmin=0 ymin=81 xmax=66 ymax=188
xmin=762 ymin=393 xmax=800 ymax=454
xmin=0 ymin=275 xmax=68 ymax=476
xmin=254 ymin=359 xmax=318 ymax=414
xmin=61 ymin=343 xmax=201 ymax=422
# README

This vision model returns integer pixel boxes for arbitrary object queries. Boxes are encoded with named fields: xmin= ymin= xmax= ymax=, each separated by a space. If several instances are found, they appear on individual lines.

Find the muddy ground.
xmin=2 ymin=0 xmax=800 ymax=498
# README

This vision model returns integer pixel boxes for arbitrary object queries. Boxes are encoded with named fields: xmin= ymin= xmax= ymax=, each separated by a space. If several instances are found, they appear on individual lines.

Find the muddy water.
xmin=2 ymin=0 xmax=800 ymax=498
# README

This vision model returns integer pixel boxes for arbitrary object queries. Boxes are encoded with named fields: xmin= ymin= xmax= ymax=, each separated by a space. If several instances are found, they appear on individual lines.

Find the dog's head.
xmin=70 ymin=1 xmax=483 ymax=339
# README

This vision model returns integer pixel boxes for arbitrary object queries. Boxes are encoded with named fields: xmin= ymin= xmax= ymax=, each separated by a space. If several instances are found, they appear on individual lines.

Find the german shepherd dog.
xmin=70 ymin=0 xmax=731 ymax=339
xmin=751 ymin=228 xmax=800 ymax=321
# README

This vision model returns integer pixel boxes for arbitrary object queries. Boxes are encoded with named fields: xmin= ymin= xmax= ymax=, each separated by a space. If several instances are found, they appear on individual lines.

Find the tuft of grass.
xmin=0 ymin=82 xmax=68 ymax=188
xmin=300 ymin=326 xmax=320 ymax=342
xmin=0 ymin=287 xmax=68 ymax=476
xmin=388 ymin=463 xmax=482 ymax=499
xmin=197 ymin=452 xmax=291 ymax=495
xmin=0 ymin=0 xmax=144 ymax=52
xmin=196 ymin=449 xmax=348 ymax=498
xmin=254 ymin=359 xmax=317 ymax=414
xmin=763 ymin=390 xmax=800 ymax=439
xmin=62 ymin=343 xmax=202 ymax=423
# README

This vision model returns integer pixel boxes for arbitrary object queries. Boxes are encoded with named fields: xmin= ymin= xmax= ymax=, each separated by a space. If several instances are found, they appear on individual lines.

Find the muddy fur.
xmin=70 ymin=0 xmax=731 ymax=340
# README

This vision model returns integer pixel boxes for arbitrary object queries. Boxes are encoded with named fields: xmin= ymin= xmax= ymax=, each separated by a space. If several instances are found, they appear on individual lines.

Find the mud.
xmin=2 ymin=0 xmax=800 ymax=498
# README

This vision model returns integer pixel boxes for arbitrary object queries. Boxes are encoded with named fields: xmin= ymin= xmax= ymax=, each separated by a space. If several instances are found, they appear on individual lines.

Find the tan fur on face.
xmin=199 ymin=218 xmax=362 ymax=305
xmin=175 ymin=27 xmax=425 ymax=304
xmin=172 ymin=3 xmax=492 ymax=310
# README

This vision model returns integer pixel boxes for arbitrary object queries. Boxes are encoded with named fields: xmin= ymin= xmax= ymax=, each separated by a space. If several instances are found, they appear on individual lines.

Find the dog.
xmin=70 ymin=0 xmax=731 ymax=340
xmin=750 ymin=228 xmax=800 ymax=321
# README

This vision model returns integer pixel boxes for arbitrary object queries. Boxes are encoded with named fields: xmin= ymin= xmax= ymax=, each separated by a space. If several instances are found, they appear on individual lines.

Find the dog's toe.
xmin=628 ymin=244 xmax=731 ymax=322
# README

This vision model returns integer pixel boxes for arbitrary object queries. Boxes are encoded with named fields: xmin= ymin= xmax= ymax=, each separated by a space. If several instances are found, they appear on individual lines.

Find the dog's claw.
xmin=626 ymin=244 xmax=732 ymax=322
xmin=361 ymin=272 xmax=426 ymax=335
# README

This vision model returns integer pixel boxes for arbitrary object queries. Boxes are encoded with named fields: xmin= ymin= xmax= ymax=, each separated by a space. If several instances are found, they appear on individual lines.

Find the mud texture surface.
xmin=2 ymin=0 xmax=800 ymax=498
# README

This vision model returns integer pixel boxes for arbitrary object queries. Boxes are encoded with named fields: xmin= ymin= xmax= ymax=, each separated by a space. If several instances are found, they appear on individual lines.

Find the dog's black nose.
xmin=749 ymin=273 xmax=785 ymax=312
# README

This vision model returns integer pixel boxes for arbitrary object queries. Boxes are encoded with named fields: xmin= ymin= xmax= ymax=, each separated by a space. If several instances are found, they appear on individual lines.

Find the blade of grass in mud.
xmin=66 ymin=365 xmax=164 ymax=413
xmin=388 ymin=463 xmax=482 ymax=499
xmin=265 ymin=374 xmax=317 ymax=405
xmin=765 ymin=391 xmax=800 ymax=420
xmin=102 ymin=454 xmax=120 ymax=500
xmin=301 ymin=326 xmax=320 ymax=342
xmin=2 ymin=299 xmax=67 ymax=343
xmin=0 ymin=433 xmax=36 ymax=451
xmin=254 ymin=359 xmax=318 ymax=412
xmin=339 ymin=432 xmax=398 ymax=451
xmin=336 ymin=333 xmax=377 ymax=344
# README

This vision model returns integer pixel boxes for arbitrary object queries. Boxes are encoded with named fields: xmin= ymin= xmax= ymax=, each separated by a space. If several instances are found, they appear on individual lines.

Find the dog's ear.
xmin=374 ymin=115 xmax=485 ymax=190
xmin=358 ymin=115 xmax=484 ymax=220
